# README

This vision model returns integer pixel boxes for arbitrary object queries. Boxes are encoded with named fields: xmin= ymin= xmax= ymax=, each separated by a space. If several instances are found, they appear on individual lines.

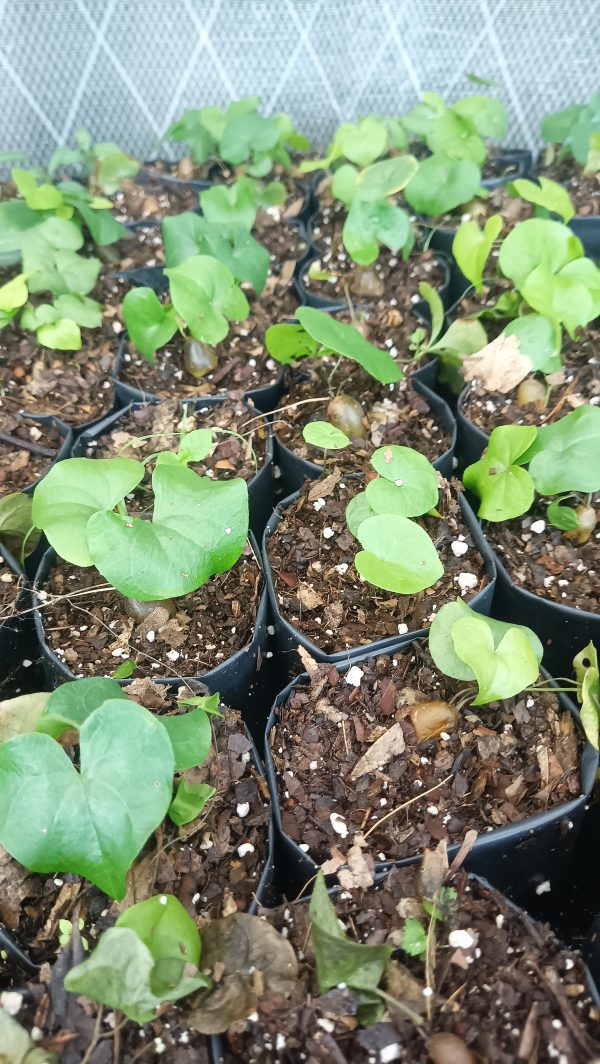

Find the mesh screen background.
xmin=1 ymin=0 xmax=598 ymax=164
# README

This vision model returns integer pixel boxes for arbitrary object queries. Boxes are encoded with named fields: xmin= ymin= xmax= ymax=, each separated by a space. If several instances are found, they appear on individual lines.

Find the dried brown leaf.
xmin=462 ymin=332 xmax=533 ymax=393
xmin=349 ymin=722 xmax=406 ymax=781
xmin=308 ymin=467 xmax=341 ymax=501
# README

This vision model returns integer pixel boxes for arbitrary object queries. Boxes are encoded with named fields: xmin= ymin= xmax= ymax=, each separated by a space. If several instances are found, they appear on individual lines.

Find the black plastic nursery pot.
xmin=570 ymin=215 xmax=600 ymax=260
xmin=32 ymin=536 xmax=270 ymax=731
xmin=261 ymin=637 xmax=598 ymax=916
xmin=73 ymin=394 xmax=275 ymax=542
xmin=456 ymin=382 xmax=492 ymax=469
xmin=0 ymin=545 xmax=37 ymax=685
xmin=262 ymin=488 xmax=496 ymax=669
xmin=273 ymin=374 xmax=457 ymax=498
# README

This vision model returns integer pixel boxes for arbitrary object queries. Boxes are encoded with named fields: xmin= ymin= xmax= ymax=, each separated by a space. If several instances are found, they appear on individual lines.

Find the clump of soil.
xmin=304 ymin=203 xmax=444 ymax=305
xmin=118 ymin=282 xmax=300 ymax=402
xmin=0 ymin=326 xmax=115 ymax=425
xmin=88 ymin=398 xmax=268 ymax=483
xmin=39 ymin=544 xmax=262 ymax=679
xmin=274 ymin=360 xmax=451 ymax=472
xmin=483 ymin=497 xmax=600 ymax=614
xmin=542 ymin=156 xmax=600 ymax=216
xmin=226 ymin=863 xmax=600 ymax=1063
xmin=460 ymin=321 xmax=600 ymax=433
xmin=0 ymin=412 xmax=66 ymax=494
xmin=266 ymin=474 xmax=490 ymax=653
xmin=271 ymin=641 xmax=582 ymax=867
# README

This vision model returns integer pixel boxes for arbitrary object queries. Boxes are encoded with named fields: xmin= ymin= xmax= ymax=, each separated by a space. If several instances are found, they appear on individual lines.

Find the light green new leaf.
xmin=31 ymin=456 xmax=145 ymax=566
xmin=168 ymin=781 xmax=216 ymax=826
xmin=122 ymin=287 xmax=178 ymax=362
xmin=309 ymin=872 xmax=392 ymax=994
xmin=502 ymin=314 xmax=562 ymax=375
xmin=200 ymin=180 xmax=257 ymax=231
xmin=334 ymin=117 xmax=388 ymax=168
xmin=345 ymin=491 xmax=376 ymax=537
xmin=0 ymin=272 xmax=29 ymax=313
xmin=355 ymin=155 xmax=419 ymax=201
xmin=418 ymin=281 xmax=445 ymax=346
xmin=116 ymin=893 xmax=207 ymax=997
xmin=86 ymin=466 xmax=248 ymax=600
xmin=265 ymin=322 xmax=318 ymax=364
xmin=573 ymin=643 xmax=599 ymax=749
xmin=302 ymin=421 xmax=350 ymax=450
xmin=0 ymin=491 xmax=40 ymax=556
xmin=11 ymin=167 xmax=64 ymax=210
xmin=463 ymin=424 xmax=537 ymax=521
xmin=453 ymin=96 xmax=507 ymax=138
xmin=429 ymin=599 xmax=543 ymax=682
xmin=160 ymin=708 xmax=212 ymax=771
xmin=355 ymin=513 xmax=443 ymax=594
xmin=53 ymin=293 xmax=103 ymax=328
xmin=427 ymin=111 xmax=486 ymax=165
xmin=343 ymin=199 xmax=412 ymax=264
xmin=331 ymin=163 xmax=358 ymax=204
xmin=368 ymin=445 xmax=439 ymax=517
xmin=165 ymin=255 xmax=249 ymax=345
xmin=0 ymin=700 xmax=174 ymax=899
xmin=37 ymin=317 xmax=82 ymax=350
xmin=498 ymin=218 xmax=583 ymax=290
xmin=509 ymin=177 xmax=575 ymax=223
xmin=451 ymin=615 xmax=540 ymax=704
xmin=452 ymin=214 xmax=502 ymax=293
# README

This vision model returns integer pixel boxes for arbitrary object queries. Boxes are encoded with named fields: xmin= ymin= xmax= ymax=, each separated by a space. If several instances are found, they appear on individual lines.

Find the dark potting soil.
xmin=40 ymin=544 xmax=262 ymax=679
xmin=483 ymin=497 xmax=600 ymax=614
xmin=274 ymin=361 xmax=451 ymax=471
xmin=333 ymin=298 xmax=430 ymax=358
xmin=0 ymin=412 xmax=63 ymax=494
xmin=226 ymin=864 xmax=600 ymax=1063
xmin=271 ymin=642 xmax=581 ymax=868
xmin=88 ymin=398 xmax=268 ymax=483
xmin=0 ymin=325 xmax=115 ymax=424
xmin=0 ymin=558 xmax=24 ymax=623
xmin=304 ymin=212 xmax=444 ymax=305
xmin=542 ymin=157 xmax=600 ymax=217
xmin=266 ymin=475 xmax=490 ymax=653
xmin=461 ymin=320 xmax=600 ymax=433
xmin=96 ymin=220 xmax=165 ymax=274
xmin=110 ymin=173 xmax=199 ymax=222
xmin=0 ymin=684 xmax=268 ymax=1060
xmin=118 ymin=284 xmax=300 ymax=401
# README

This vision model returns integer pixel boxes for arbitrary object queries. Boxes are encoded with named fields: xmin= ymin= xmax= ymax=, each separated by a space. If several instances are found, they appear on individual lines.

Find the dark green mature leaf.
xmin=0 ymin=700 xmax=174 ymax=898
xmin=31 ymin=456 xmax=145 ymax=566
xmin=162 ymin=213 xmax=269 ymax=293
xmin=404 ymin=153 xmax=481 ymax=216
xmin=76 ymin=202 xmax=128 ymax=245
xmin=429 ymin=599 xmax=543 ymax=682
xmin=265 ymin=322 xmax=318 ymax=364
xmin=355 ymin=513 xmax=443 ymax=594
xmin=160 ymin=708 xmax=212 ymax=771
xmin=295 ymin=307 xmax=402 ymax=385
xmin=463 ymin=424 xmax=537 ymax=521
xmin=309 ymin=872 xmax=392 ymax=994
xmin=168 ymin=781 xmax=216 ymax=825
xmin=122 ymin=287 xmax=178 ymax=361
xmin=53 ymin=293 xmax=102 ymax=328
xmin=220 ymin=111 xmax=280 ymax=165
xmin=37 ymin=676 xmax=127 ymax=738
xmin=86 ymin=466 xmax=248 ymax=600
xmin=525 ymin=405 xmax=600 ymax=495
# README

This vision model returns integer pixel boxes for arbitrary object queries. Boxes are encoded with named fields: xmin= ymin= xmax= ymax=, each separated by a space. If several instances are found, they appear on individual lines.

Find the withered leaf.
xmin=308 ymin=467 xmax=341 ymax=501
xmin=349 ymin=722 xmax=405 ymax=781
xmin=462 ymin=332 xmax=532 ymax=393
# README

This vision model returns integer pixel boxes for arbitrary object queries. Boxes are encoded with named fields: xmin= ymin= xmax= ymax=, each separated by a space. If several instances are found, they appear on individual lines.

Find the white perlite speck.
xmin=530 ymin=519 xmax=546 ymax=534
xmin=313 ymin=498 xmax=326 ymax=511
xmin=451 ymin=540 xmax=469 ymax=557
xmin=323 ymin=527 xmax=335 ymax=539
xmin=456 ymin=572 xmax=478 ymax=592
xmin=536 ymin=879 xmax=551 ymax=894
xmin=330 ymin=812 xmax=349 ymax=838
xmin=448 ymin=929 xmax=475 ymax=950
xmin=236 ymin=803 xmax=250 ymax=818
xmin=345 ymin=665 xmax=364 ymax=687
xmin=237 ymin=843 xmax=255 ymax=857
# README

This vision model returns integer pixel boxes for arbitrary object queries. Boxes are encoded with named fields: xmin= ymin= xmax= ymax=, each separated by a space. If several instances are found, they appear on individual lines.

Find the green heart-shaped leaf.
xmin=32 ymin=457 xmax=145 ymax=566
xmin=450 ymin=615 xmax=540 ymax=705
xmin=86 ymin=465 xmax=248 ymax=600
xmin=355 ymin=513 xmax=443 ymax=594
xmin=0 ymin=700 xmax=174 ymax=898
xmin=37 ymin=676 xmax=127 ymax=738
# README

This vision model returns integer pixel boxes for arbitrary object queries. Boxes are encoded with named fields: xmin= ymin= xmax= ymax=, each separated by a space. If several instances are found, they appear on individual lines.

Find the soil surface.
xmin=0 ymin=412 xmax=66 ymax=494
xmin=303 ymin=208 xmax=444 ymax=305
xmin=0 ymin=683 xmax=268 ymax=1061
xmin=111 ymin=173 xmax=199 ymax=222
xmin=266 ymin=474 xmax=490 ymax=653
xmin=226 ymin=863 xmax=600 ymax=1063
xmin=483 ymin=496 xmax=600 ymax=614
xmin=542 ymin=156 xmax=600 ymax=216
xmin=274 ymin=361 xmax=451 ymax=472
xmin=332 ymin=298 xmax=431 ymax=360
xmin=460 ymin=321 xmax=600 ymax=433
xmin=0 ymin=557 xmax=24 ymax=623
xmin=39 ymin=544 xmax=262 ymax=679
xmin=0 ymin=325 xmax=115 ymax=425
xmin=271 ymin=641 xmax=582 ymax=867
xmin=88 ymin=398 xmax=269 ymax=483
xmin=118 ymin=283 xmax=300 ymax=402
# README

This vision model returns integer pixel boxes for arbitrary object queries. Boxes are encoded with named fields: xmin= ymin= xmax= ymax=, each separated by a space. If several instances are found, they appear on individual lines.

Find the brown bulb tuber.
xmin=327 ymin=393 xmax=367 ymax=438
xmin=183 ymin=337 xmax=218 ymax=379
xmin=427 ymin=1032 xmax=477 ymax=1064
xmin=516 ymin=377 xmax=547 ymax=411
xmin=124 ymin=598 xmax=177 ymax=623
xmin=409 ymin=700 xmax=460 ymax=742
xmin=564 ymin=503 xmax=597 ymax=545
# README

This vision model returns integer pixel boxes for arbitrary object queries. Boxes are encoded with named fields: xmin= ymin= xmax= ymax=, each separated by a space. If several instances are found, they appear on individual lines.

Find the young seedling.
xmin=121 ymin=254 xmax=250 ymax=373
xmin=162 ymin=208 xmax=270 ymax=293
xmin=541 ymin=89 xmax=600 ymax=173
xmin=64 ymin=894 xmax=211 ymax=1022
xmin=0 ymin=677 xmax=220 ymax=897
xmin=463 ymin=406 xmax=600 ymax=538
xmin=410 ymin=281 xmax=488 ymax=392
xmin=30 ymin=450 xmax=249 ymax=602
xmin=345 ymin=444 xmax=444 ymax=594
xmin=0 ymin=254 xmax=102 ymax=353
xmin=429 ymin=600 xmax=600 ymax=748
xmin=47 ymin=127 xmax=140 ymax=195
xmin=451 ymin=215 xmax=600 ymax=383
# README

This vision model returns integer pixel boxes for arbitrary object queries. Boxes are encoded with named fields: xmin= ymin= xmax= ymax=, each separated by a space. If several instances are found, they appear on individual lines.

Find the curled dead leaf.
xmin=349 ymin=722 xmax=405 ymax=781
xmin=462 ymin=332 xmax=532 ymax=393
